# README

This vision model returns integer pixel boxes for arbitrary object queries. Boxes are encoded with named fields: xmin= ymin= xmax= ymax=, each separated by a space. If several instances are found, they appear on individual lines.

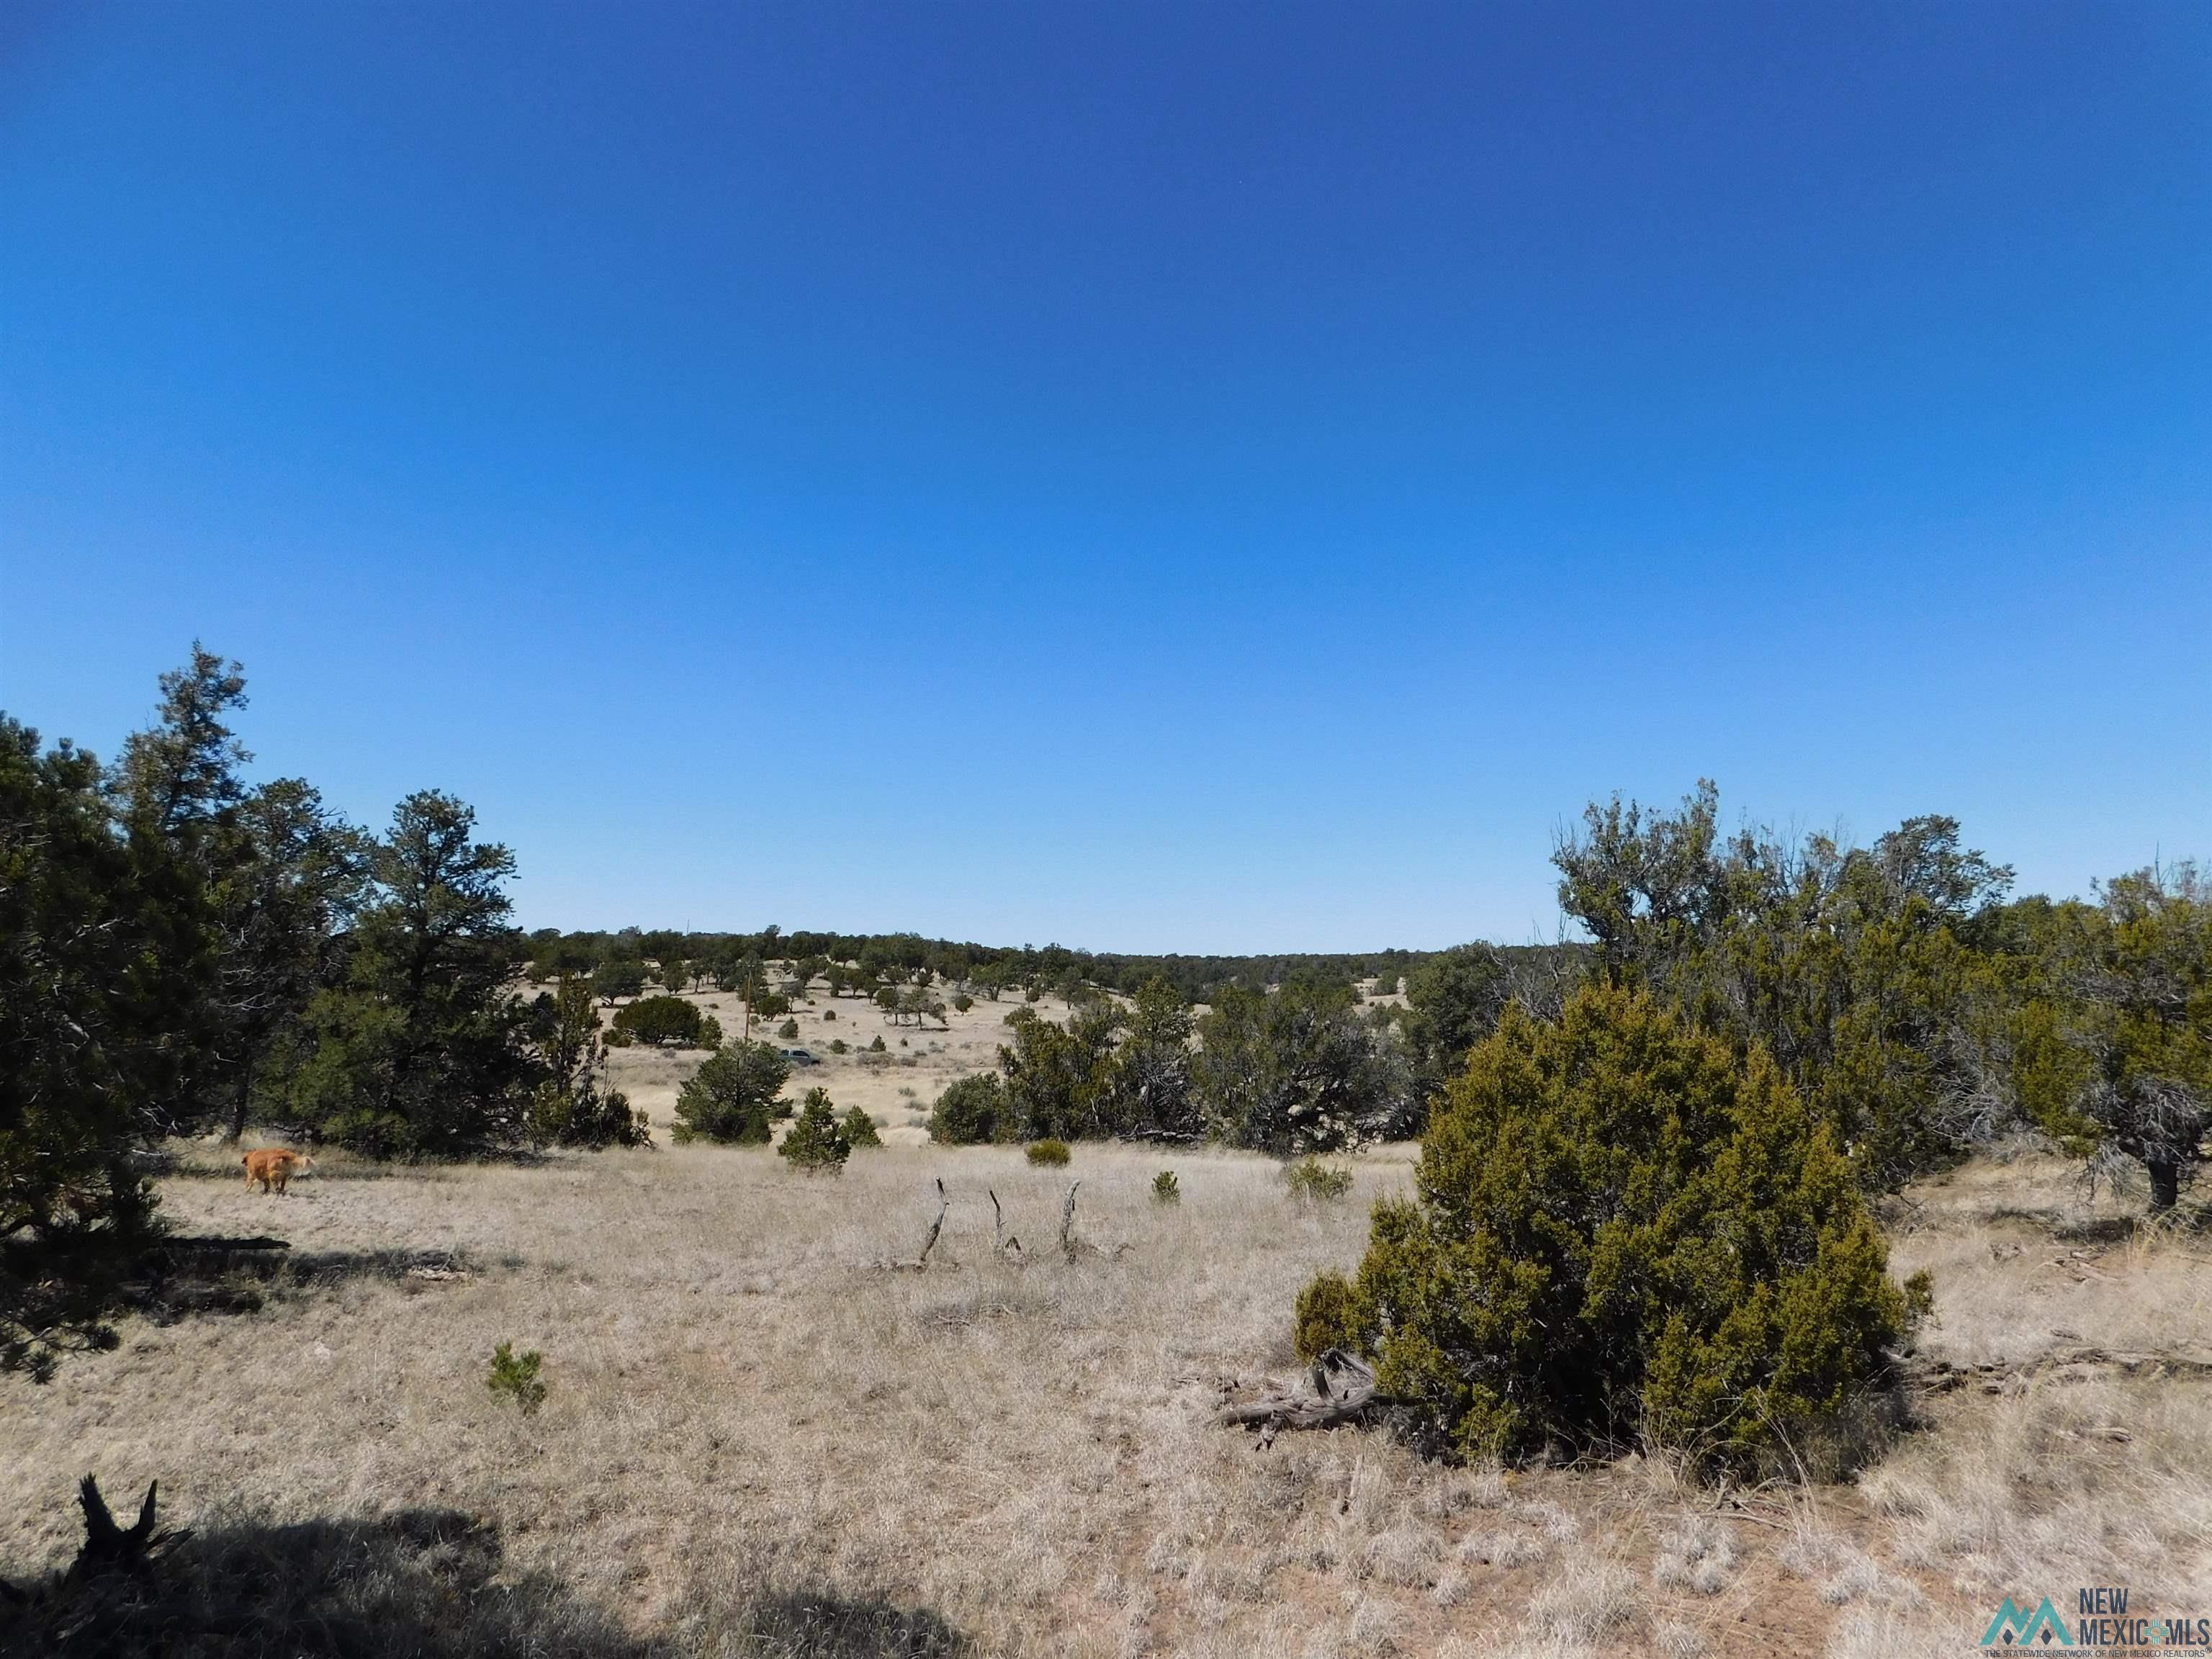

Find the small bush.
xmin=603 ymin=1026 xmax=634 ymax=1048
xmin=828 ymin=1038 xmax=849 ymax=1054
xmin=778 ymin=1088 xmax=851 ymax=1172
xmin=751 ymin=989 xmax=791 ymax=1020
xmin=1025 ymin=1139 xmax=1071 ymax=1166
xmin=952 ymin=993 xmax=974 ymax=1013
xmin=1283 ymin=1157 xmax=1355 ymax=1202
xmin=869 ymin=1035 xmax=886 ymax=1053
xmin=777 ymin=1018 xmax=799 ymax=1040
xmin=1151 ymin=1170 xmax=1181 ymax=1205
xmin=487 ymin=1341 xmax=546 ymax=1415
xmin=822 ymin=1008 xmax=836 ymax=1022
xmin=840 ymin=1105 xmax=882 ymax=1148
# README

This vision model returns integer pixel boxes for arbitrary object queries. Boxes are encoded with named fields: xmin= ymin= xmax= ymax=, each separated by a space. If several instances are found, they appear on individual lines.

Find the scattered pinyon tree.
xmin=780 ymin=1088 xmax=851 ymax=1171
xmin=671 ymin=1041 xmax=792 ymax=1143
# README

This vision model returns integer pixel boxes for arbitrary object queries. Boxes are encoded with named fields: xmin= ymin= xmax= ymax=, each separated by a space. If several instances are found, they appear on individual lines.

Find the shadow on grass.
xmin=6 ymin=1228 xmax=528 ymax=1381
xmin=105 ymin=1235 xmax=512 ymax=1323
xmin=3 ymin=1498 xmax=971 ymax=1659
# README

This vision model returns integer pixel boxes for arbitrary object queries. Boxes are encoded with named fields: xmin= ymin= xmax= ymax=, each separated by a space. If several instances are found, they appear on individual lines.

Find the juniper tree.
xmin=1302 ymin=984 xmax=1911 ymax=1472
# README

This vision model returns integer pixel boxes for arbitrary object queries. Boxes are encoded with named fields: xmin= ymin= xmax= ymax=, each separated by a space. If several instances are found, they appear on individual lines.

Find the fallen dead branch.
xmin=1216 ymin=1349 xmax=1400 ymax=1449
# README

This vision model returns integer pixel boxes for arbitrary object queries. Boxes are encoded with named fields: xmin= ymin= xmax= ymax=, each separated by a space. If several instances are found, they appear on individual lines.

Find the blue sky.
xmin=2 ymin=2 xmax=2206 ymax=950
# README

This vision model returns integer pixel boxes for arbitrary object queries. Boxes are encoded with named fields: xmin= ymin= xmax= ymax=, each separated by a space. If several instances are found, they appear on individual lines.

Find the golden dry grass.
xmin=4 ymin=1140 xmax=2207 ymax=1657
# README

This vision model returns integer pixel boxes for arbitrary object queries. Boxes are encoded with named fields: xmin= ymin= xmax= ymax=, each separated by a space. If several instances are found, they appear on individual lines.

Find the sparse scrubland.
xmin=4 ymin=1141 xmax=2207 ymax=1658
xmin=6 ymin=655 xmax=2209 ymax=1656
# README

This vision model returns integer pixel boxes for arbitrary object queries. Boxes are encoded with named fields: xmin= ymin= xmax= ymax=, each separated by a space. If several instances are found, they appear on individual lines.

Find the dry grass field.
xmin=4 ymin=1126 xmax=2208 ymax=1658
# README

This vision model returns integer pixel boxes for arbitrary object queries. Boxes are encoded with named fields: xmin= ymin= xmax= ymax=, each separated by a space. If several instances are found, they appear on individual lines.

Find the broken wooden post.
xmin=989 ymin=1188 xmax=1022 ymax=1259
xmin=1059 ymin=1179 xmax=1082 ymax=1262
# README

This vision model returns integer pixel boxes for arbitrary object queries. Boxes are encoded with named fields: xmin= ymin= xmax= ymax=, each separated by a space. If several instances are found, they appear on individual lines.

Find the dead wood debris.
xmin=1216 ymin=1349 xmax=1398 ymax=1449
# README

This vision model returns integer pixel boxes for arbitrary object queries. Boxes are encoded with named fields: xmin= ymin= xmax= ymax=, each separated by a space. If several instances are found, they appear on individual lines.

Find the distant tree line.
xmin=520 ymin=923 xmax=1561 ymax=1014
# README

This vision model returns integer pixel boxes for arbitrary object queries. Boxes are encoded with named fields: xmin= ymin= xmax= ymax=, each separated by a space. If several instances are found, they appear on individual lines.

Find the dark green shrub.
xmin=752 ymin=989 xmax=791 ymax=1020
xmin=487 ymin=1341 xmax=545 ymax=1414
xmin=526 ymin=977 xmax=651 ymax=1148
xmin=1151 ymin=1170 xmax=1181 ymax=1205
xmin=952 ymin=993 xmax=974 ymax=1013
xmin=1294 ymin=1270 xmax=1364 ymax=1361
xmin=777 ymin=1017 xmax=799 ymax=1040
xmin=822 ymin=1008 xmax=836 ymax=1022
xmin=1313 ymin=984 xmax=1910 ymax=1473
xmin=828 ymin=1038 xmax=849 ymax=1054
xmin=840 ymin=1105 xmax=882 ymax=1148
xmin=611 ymin=994 xmax=712 ymax=1048
xmin=1025 ymin=1138 xmax=1071 ymax=1166
xmin=930 ymin=1071 xmax=1014 ymax=1143
xmin=671 ymin=1041 xmax=791 ymax=1143
xmin=1282 ymin=1157 xmax=1354 ymax=1202
xmin=779 ymin=1088 xmax=850 ymax=1172
xmin=869 ymin=1035 xmax=886 ymax=1053
xmin=527 ymin=1076 xmax=649 ymax=1149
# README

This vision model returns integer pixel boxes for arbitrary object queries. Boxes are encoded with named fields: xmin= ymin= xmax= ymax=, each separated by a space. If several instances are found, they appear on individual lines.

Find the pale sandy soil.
xmin=4 ymin=1137 xmax=2206 ymax=1657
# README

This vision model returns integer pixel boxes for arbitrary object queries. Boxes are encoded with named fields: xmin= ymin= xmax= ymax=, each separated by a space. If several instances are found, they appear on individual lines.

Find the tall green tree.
xmin=1 ymin=719 xmax=205 ymax=1374
xmin=296 ymin=792 xmax=536 ymax=1156
xmin=1109 ymin=978 xmax=1200 ymax=1140
xmin=1194 ymin=978 xmax=1414 ymax=1154
xmin=104 ymin=644 xmax=253 ymax=1136
xmin=2017 ymin=866 xmax=2211 ymax=1211
xmin=999 ymin=1001 xmax=1125 ymax=1140
xmin=213 ymin=779 xmax=366 ymax=1141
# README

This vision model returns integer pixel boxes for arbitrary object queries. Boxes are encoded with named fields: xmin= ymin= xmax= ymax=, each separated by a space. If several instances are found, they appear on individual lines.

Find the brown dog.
xmin=241 ymin=1148 xmax=315 ymax=1195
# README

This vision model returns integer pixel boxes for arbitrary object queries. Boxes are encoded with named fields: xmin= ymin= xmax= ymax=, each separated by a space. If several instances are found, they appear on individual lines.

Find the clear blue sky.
xmin=2 ymin=2 xmax=2206 ymax=951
